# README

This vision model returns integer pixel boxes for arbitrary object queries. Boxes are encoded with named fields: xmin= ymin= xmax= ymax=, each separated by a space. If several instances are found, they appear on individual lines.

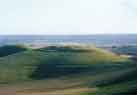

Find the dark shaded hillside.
xmin=0 ymin=45 xmax=27 ymax=57
xmin=81 ymin=65 xmax=137 ymax=95
xmin=102 ymin=45 xmax=137 ymax=56
xmin=95 ymin=68 xmax=137 ymax=95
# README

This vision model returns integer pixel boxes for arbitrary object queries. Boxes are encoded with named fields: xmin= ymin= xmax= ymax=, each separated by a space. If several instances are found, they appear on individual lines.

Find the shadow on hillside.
xmin=0 ymin=45 xmax=27 ymax=57
xmin=93 ymin=67 xmax=137 ymax=95
xmin=37 ymin=46 xmax=91 ymax=52
xmin=113 ymin=91 xmax=137 ymax=95
xmin=30 ymin=58 xmax=93 ymax=79
xmin=30 ymin=58 xmax=130 ymax=80
xmin=95 ymin=67 xmax=137 ymax=87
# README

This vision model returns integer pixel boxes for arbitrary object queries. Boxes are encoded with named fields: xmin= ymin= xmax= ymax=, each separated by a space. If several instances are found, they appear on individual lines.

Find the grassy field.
xmin=0 ymin=45 xmax=136 ymax=95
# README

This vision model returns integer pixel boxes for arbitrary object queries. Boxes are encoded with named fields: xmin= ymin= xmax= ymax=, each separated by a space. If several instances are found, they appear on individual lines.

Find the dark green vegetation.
xmin=0 ymin=45 xmax=27 ymax=57
xmin=81 ymin=67 xmax=137 ymax=95
xmin=0 ymin=45 xmax=136 ymax=95
xmin=103 ymin=45 xmax=137 ymax=56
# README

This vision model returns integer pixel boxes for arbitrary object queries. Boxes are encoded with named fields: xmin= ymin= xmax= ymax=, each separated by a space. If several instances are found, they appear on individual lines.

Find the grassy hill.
xmin=0 ymin=45 xmax=136 ymax=95
xmin=0 ymin=45 xmax=27 ymax=57
xmin=0 ymin=45 xmax=130 ymax=82
xmin=81 ymin=67 xmax=137 ymax=95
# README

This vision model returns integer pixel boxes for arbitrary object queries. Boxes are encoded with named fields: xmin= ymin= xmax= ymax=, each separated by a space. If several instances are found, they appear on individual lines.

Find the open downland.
xmin=0 ymin=45 xmax=136 ymax=95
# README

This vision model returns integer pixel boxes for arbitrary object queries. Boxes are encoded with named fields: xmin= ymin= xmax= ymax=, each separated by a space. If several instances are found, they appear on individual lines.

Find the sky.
xmin=0 ymin=0 xmax=137 ymax=35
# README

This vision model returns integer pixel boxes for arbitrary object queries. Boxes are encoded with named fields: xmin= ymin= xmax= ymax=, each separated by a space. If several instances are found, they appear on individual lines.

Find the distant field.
xmin=0 ymin=45 xmax=136 ymax=95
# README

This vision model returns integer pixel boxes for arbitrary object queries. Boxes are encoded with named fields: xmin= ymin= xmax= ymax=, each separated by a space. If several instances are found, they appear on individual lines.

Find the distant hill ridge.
xmin=0 ymin=45 xmax=27 ymax=57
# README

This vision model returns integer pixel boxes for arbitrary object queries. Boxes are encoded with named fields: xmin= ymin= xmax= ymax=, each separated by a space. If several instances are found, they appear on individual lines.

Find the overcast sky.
xmin=0 ymin=0 xmax=137 ymax=35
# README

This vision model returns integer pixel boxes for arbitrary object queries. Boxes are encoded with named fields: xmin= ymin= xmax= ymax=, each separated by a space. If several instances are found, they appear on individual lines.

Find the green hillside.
xmin=81 ymin=67 xmax=137 ymax=95
xmin=0 ymin=45 xmax=136 ymax=95
xmin=0 ymin=45 xmax=27 ymax=57
xmin=0 ymin=45 xmax=130 ymax=82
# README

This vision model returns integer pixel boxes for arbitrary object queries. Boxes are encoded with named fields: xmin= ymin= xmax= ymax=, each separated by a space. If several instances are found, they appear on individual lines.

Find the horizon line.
xmin=0 ymin=33 xmax=137 ymax=36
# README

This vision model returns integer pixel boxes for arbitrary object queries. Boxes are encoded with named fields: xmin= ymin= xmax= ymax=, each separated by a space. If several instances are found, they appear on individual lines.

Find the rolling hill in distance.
xmin=0 ymin=44 xmax=136 ymax=95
